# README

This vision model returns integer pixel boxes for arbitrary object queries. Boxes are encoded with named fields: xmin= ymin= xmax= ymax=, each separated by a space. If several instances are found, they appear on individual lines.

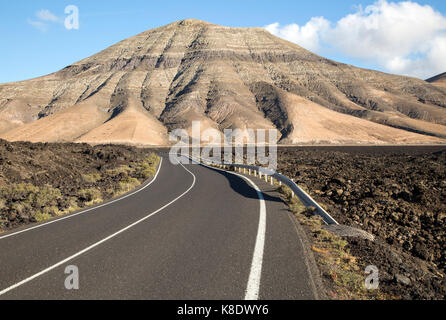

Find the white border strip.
xmin=241 ymin=174 xmax=266 ymax=301
xmin=0 ymin=161 xmax=196 ymax=297
xmin=193 ymin=159 xmax=266 ymax=301
xmin=0 ymin=158 xmax=164 ymax=241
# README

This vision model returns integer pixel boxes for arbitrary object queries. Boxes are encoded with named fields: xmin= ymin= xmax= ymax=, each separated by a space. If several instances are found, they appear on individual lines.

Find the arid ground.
xmin=0 ymin=139 xmax=159 ymax=232
xmin=276 ymin=146 xmax=446 ymax=299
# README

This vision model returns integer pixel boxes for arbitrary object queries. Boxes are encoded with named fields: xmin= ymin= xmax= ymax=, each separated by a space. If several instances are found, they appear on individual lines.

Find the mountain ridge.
xmin=1 ymin=19 xmax=446 ymax=145
xmin=427 ymin=72 xmax=446 ymax=90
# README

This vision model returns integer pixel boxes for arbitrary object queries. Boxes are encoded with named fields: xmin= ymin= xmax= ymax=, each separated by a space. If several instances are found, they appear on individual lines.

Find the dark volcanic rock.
xmin=277 ymin=145 xmax=446 ymax=299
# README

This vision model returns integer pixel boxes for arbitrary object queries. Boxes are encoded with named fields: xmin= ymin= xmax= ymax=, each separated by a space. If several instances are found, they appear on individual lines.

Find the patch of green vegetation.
xmin=34 ymin=211 xmax=53 ymax=222
xmin=0 ymin=153 xmax=161 ymax=232
xmin=277 ymin=183 xmax=391 ymax=300
xmin=105 ymin=165 xmax=133 ymax=176
xmin=114 ymin=177 xmax=140 ymax=197
xmin=30 ymin=186 xmax=63 ymax=209
xmin=0 ymin=183 xmax=39 ymax=200
xmin=309 ymin=222 xmax=371 ymax=299
xmin=277 ymin=185 xmax=307 ymax=214
xmin=82 ymin=172 xmax=102 ymax=183
xmin=136 ymin=153 xmax=160 ymax=179
xmin=10 ymin=202 xmax=32 ymax=215
xmin=77 ymin=188 xmax=103 ymax=206
xmin=0 ymin=183 xmax=63 ymax=218
xmin=59 ymin=197 xmax=81 ymax=215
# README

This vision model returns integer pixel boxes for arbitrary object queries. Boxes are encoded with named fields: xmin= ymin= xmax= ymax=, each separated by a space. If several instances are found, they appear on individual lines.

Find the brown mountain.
xmin=1 ymin=19 xmax=446 ymax=145
xmin=427 ymin=72 xmax=446 ymax=90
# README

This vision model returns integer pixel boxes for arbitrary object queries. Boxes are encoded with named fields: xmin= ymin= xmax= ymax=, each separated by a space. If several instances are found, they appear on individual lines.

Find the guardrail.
xmin=190 ymin=156 xmax=339 ymax=225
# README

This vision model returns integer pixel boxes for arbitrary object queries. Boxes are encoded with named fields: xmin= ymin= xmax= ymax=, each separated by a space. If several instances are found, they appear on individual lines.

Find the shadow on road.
xmin=204 ymin=166 xmax=283 ymax=203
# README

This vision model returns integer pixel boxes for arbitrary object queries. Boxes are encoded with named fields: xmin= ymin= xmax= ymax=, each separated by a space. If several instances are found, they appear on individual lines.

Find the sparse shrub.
xmin=30 ymin=186 xmax=62 ymax=209
xmin=77 ymin=188 xmax=103 ymax=205
xmin=59 ymin=197 xmax=80 ymax=215
xmin=10 ymin=202 xmax=32 ymax=215
xmin=277 ymin=185 xmax=306 ymax=214
xmin=0 ymin=151 xmax=161 ymax=232
xmin=106 ymin=165 xmax=133 ymax=176
xmin=277 ymin=181 xmax=389 ymax=299
xmin=0 ymin=184 xmax=62 ymax=211
xmin=82 ymin=173 xmax=102 ymax=183
xmin=0 ymin=183 xmax=39 ymax=201
xmin=137 ymin=153 xmax=160 ymax=179
xmin=115 ymin=177 xmax=140 ymax=196
xmin=295 ymin=212 xmax=324 ymax=227
xmin=34 ymin=211 xmax=53 ymax=222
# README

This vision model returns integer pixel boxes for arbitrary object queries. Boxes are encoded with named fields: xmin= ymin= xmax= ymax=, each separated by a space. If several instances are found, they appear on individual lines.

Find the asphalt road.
xmin=0 ymin=155 xmax=321 ymax=300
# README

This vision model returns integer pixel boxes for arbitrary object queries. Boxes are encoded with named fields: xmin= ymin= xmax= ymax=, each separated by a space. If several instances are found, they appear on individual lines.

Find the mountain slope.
xmin=1 ymin=19 xmax=446 ymax=145
xmin=427 ymin=72 xmax=446 ymax=90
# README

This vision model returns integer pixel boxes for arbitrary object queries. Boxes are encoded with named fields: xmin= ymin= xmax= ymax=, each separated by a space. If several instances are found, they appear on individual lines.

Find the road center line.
xmin=0 ymin=157 xmax=164 ymax=241
xmin=0 ymin=160 xmax=196 ymax=297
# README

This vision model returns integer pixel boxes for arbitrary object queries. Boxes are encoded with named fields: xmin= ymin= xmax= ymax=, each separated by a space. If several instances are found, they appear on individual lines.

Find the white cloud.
xmin=27 ymin=19 xmax=48 ymax=32
xmin=264 ymin=0 xmax=446 ymax=79
xmin=265 ymin=17 xmax=330 ymax=52
xmin=36 ymin=9 xmax=60 ymax=23
xmin=28 ymin=9 xmax=61 ymax=32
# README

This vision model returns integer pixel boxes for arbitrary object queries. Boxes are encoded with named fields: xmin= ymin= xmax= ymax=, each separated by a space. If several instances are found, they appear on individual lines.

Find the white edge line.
xmin=0 ymin=160 xmax=196 ymax=297
xmin=195 ymin=159 xmax=266 ymax=301
xmin=0 ymin=157 xmax=164 ymax=241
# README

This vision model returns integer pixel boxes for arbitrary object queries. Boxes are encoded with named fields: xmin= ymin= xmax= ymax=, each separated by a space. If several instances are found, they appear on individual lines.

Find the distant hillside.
xmin=427 ymin=72 xmax=446 ymax=90
xmin=1 ymin=19 xmax=446 ymax=145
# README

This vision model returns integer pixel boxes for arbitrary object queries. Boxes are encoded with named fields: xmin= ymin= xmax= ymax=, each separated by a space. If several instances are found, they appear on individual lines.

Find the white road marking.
xmin=0 ymin=161 xmax=196 ymax=297
xmin=0 ymin=157 xmax=164 ymax=241
xmin=240 ymin=175 xmax=266 ymax=301
xmin=194 ymin=159 xmax=266 ymax=300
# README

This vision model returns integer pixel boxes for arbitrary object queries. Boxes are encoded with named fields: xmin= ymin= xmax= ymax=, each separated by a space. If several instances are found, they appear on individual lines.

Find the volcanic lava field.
xmin=276 ymin=145 xmax=445 ymax=299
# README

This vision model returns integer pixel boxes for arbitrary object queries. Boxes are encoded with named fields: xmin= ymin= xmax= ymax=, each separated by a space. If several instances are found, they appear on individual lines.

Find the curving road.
xmin=0 ymin=154 xmax=321 ymax=300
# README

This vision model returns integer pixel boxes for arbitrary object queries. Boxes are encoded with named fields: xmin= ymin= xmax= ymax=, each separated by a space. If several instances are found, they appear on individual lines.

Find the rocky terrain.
xmin=276 ymin=146 xmax=446 ymax=299
xmin=0 ymin=139 xmax=159 ymax=232
xmin=1 ymin=19 xmax=446 ymax=145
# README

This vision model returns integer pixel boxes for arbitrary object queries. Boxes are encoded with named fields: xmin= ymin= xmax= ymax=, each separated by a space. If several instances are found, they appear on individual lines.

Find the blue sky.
xmin=1 ymin=0 xmax=446 ymax=83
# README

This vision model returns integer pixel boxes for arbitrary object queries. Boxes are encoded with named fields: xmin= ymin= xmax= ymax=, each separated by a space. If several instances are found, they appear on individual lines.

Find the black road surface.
xmin=0 ymin=155 xmax=321 ymax=300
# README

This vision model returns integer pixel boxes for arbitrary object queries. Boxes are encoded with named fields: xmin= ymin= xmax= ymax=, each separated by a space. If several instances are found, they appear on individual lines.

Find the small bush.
xmin=60 ymin=197 xmax=81 ymax=215
xmin=115 ymin=177 xmax=140 ymax=196
xmin=106 ymin=165 xmax=133 ymax=176
xmin=10 ymin=202 xmax=32 ymax=215
xmin=277 ymin=185 xmax=306 ymax=214
xmin=277 ymin=181 xmax=389 ymax=299
xmin=0 ymin=183 xmax=62 ymax=211
xmin=30 ymin=186 xmax=62 ymax=209
xmin=77 ymin=188 xmax=103 ymax=205
xmin=0 ymin=153 xmax=161 ymax=232
xmin=82 ymin=173 xmax=102 ymax=183
xmin=0 ymin=183 xmax=39 ymax=201
xmin=35 ymin=211 xmax=53 ymax=222
xmin=137 ymin=153 xmax=160 ymax=179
